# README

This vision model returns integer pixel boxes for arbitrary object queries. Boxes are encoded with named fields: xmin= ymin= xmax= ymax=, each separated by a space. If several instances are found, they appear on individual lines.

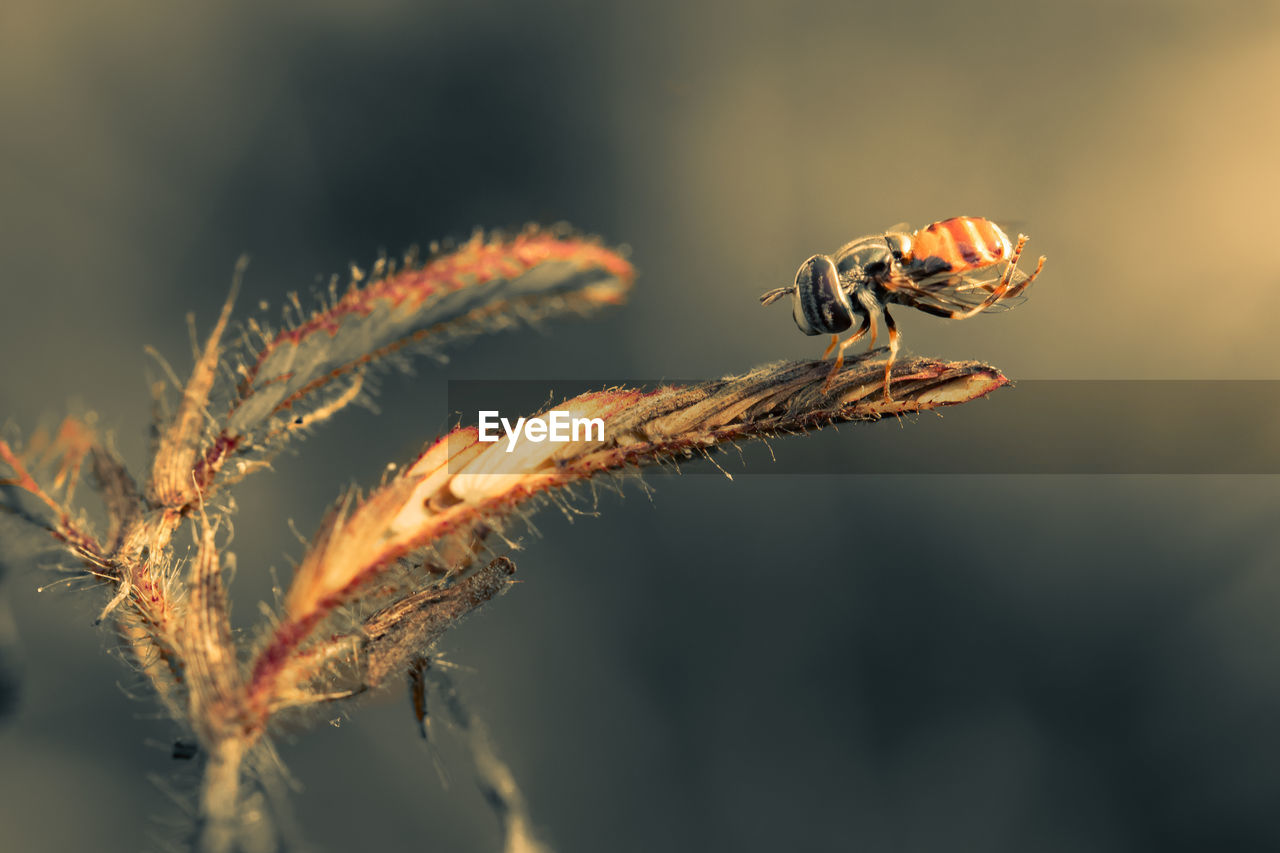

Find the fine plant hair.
xmin=0 ymin=225 xmax=1011 ymax=852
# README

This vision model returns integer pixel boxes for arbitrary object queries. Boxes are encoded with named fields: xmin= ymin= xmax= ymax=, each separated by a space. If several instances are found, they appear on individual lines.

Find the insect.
xmin=760 ymin=217 xmax=1045 ymax=400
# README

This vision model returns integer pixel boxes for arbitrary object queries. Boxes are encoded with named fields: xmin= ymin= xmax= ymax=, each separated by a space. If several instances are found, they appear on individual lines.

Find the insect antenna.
xmin=759 ymin=286 xmax=793 ymax=306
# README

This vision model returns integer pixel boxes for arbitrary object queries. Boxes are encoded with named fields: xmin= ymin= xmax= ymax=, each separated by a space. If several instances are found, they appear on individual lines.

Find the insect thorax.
xmin=833 ymin=235 xmax=893 ymax=279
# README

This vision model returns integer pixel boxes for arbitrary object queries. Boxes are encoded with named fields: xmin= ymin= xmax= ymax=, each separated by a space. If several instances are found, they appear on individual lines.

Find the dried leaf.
xmin=249 ymin=354 xmax=1007 ymax=707
xmin=167 ymin=229 xmax=635 ymax=511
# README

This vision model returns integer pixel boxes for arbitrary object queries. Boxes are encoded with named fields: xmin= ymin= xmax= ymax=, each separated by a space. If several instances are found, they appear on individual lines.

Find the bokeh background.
xmin=3 ymin=1 xmax=1280 ymax=850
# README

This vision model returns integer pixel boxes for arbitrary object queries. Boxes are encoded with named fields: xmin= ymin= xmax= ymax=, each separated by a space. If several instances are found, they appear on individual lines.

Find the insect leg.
xmin=854 ymin=288 xmax=882 ymax=351
xmin=831 ymin=316 xmax=873 ymax=375
xmin=822 ymin=334 xmax=840 ymax=359
xmin=881 ymin=308 xmax=901 ymax=401
xmin=820 ymin=314 xmax=873 ymax=393
xmin=1002 ymin=242 xmax=1045 ymax=299
xmin=940 ymin=239 xmax=1045 ymax=320
xmin=990 ymin=235 xmax=1046 ymax=299
xmin=948 ymin=253 xmax=1044 ymax=301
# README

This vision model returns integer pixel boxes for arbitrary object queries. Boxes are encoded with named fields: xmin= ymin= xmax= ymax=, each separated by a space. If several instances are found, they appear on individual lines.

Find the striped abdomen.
xmin=905 ymin=217 xmax=1013 ymax=275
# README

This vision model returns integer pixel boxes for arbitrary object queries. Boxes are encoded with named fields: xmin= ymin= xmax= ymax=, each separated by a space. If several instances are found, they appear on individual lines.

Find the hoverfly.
xmin=760 ymin=216 xmax=1045 ymax=400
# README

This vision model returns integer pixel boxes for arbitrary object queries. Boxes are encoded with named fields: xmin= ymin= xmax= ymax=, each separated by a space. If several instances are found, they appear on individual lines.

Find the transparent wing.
xmin=881 ymin=263 xmax=1037 ymax=316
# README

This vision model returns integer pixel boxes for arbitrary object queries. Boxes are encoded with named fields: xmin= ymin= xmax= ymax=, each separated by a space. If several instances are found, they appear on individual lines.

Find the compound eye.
xmin=792 ymin=255 xmax=854 ymax=335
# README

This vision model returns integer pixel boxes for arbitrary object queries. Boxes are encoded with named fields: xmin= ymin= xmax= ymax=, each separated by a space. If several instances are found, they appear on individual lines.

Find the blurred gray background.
xmin=3 ymin=1 xmax=1280 ymax=850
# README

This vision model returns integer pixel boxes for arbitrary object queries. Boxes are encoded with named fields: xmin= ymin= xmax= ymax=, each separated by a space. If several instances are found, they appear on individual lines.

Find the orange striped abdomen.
xmin=906 ymin=217 xmax=1013 ymax=274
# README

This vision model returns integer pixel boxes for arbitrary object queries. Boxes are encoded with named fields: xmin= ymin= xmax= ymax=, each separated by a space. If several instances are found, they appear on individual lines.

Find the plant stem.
xmin=197 ymin=736 xmax=248 ymax=853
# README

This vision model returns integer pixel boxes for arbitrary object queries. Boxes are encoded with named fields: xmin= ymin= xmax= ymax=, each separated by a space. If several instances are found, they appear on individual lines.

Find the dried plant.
xmin=0 ymin=225 xmax=1011 ymax=852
